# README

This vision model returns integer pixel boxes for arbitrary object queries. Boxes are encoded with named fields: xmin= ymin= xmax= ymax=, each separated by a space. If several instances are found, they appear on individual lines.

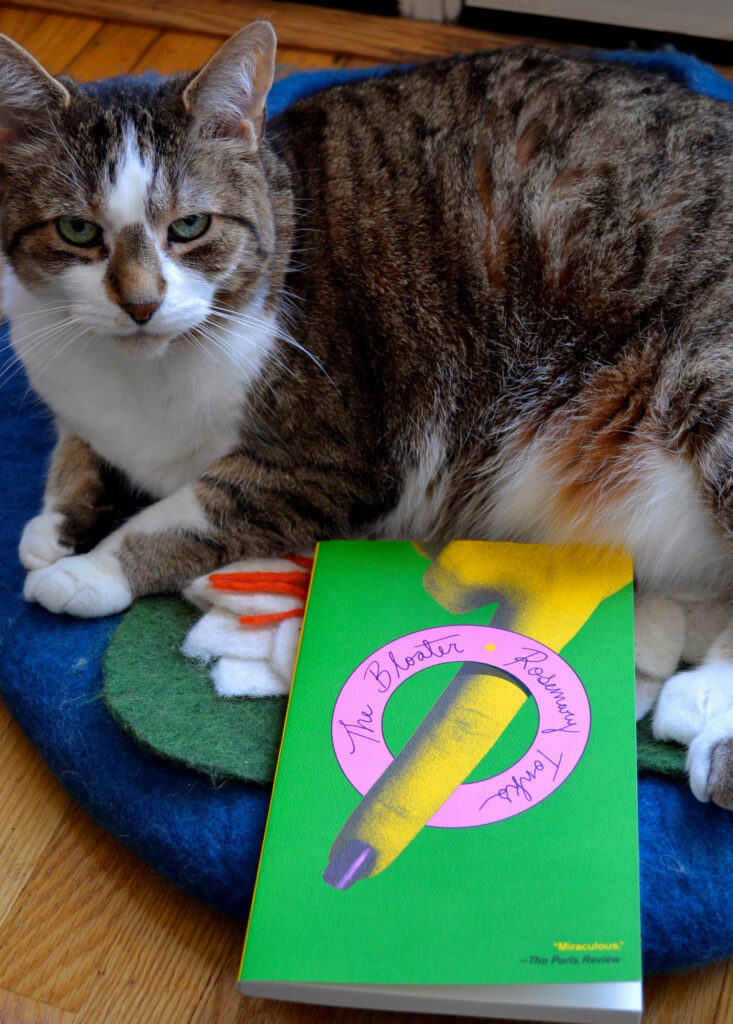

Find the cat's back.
xmin=275 ymin=47 xmax=731 ymax=195
xmin=271 ymin=47 xmax=731 ymax=368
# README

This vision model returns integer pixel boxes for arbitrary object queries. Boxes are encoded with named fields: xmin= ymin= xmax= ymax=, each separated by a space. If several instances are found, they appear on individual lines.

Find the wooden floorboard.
xmin=65 ymin=22 xmax=162 ymax=80
xmin=2 ymin=10 xmax=102 ymax=65
xmin=6 ymin=0 xmax=557 ymax=59
xmin=0 ymin=3 xmax=731 ymax=1023
xmin=0 ymin=704 xmax=72 ymax=935
xmin=7 ymin=0 xmax=733 ymax=81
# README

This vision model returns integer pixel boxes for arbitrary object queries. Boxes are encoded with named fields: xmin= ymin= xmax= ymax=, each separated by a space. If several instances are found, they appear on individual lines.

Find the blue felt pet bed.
xmin=1 ymin=56 xmax=733 ymax=977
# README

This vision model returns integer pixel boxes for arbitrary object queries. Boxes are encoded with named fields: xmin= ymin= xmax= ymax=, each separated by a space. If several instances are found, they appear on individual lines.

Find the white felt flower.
xmin=181 ymin=554 xmax=313 ymax=697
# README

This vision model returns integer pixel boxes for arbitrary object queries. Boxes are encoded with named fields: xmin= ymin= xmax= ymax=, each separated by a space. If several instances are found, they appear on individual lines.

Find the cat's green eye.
xmin=168 ymin=214 xmax=211 ymax=242
xmin=57 ymin=217 xmax=103 ymax=247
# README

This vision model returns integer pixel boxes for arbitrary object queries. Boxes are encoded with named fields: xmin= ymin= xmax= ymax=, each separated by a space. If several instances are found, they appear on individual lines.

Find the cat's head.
xmin=0 ymin=22 xmax=284 ymax=359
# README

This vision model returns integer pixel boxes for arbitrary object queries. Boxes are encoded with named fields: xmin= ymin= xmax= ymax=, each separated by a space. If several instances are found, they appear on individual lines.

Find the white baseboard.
xmin=400 ymin=0 xmax=731 ymax=40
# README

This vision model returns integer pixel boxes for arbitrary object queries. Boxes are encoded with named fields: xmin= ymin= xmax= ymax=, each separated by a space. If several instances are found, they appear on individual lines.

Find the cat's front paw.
xmin=19 ymin=512 xmax=72 ymax=570
xmin=653 ymin=662 xmax=733 ymax=745
xmin=654 ymin=662 xmax=733 ymax=808
xmin=24 ymin=552 xmax=132 ymax=617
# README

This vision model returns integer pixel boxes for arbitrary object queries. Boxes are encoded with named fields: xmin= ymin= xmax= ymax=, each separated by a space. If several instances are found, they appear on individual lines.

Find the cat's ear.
xmin=182 ymin=21 xmax=276 ymax=149
xmin=0 ymin=34 xmax=70 ymax=142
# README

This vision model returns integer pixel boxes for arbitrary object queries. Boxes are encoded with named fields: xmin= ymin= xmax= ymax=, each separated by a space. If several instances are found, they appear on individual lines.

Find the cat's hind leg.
xmin=633 ymin=594 xmax=687 ymax=720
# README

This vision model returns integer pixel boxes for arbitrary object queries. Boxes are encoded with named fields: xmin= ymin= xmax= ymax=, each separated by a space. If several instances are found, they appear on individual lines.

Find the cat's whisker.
xmin=178 ymin=330 xmax=215 ymax=409
xmin=247 ymin=316 xmax=336 ymax=387
xmin=197 ymin=326 xmax=273 ymax=380
xmin=188 ymin=327 xmax=241 ymax=371
xmin=206 ymin=307 xmax=298 ymax=356
xmin=3 ymin=304 xmax=74 ymax=321
xmin=8 ymin=307 xmax=82 ymax=330
xmin=0 ymin=320 xmax=89 ymax=390
xmin=31 ymin=325 xmax=92 ymax=377
xmin=12 ymin=317 xmax=89 ymax=363
xmin=0 ymin=349 xmax=43 ymax=389
xmin=192 ymin=320 xmax=256 ymax=365
xmin=203 ymin=308 xmax=301 ymax=380
xmin=196 ymin=319 xmax=292 ymax=395
xmin=9 ymin=315 xmax=88 ymax=353
xmin=207 ymin=302 xmax=308 ymax=347
xmin=195 ymin=333 xmax=284 ymax=400
xmin=0 ymin=353 xmax=24 ymax=388
xmin=0 ymin=324 xmax=81 ymax=386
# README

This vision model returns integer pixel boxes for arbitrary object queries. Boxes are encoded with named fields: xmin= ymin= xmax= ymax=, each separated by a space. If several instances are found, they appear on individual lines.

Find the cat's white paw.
xmin=19 ymin=512 xmax=72 ymax=570
xmin=24 ymin=552 xmax=132 ymax=617
xmin=653 ymin=661 xmax=733 ymax=806
xmin=652 ymin=661 xmax=733 ymax=746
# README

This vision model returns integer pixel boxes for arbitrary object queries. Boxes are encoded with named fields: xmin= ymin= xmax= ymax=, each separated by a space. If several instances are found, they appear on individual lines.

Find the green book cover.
xmin=239 ymin=540 xmax=642 ymax=1022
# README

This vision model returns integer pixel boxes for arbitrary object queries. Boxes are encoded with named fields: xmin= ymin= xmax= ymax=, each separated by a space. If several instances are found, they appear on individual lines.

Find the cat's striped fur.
xmin=1 ymin=24 xmax=732 ymax=805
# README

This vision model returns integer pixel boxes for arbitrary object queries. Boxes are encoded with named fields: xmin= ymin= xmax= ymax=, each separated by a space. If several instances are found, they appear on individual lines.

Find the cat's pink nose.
xmin=122 ymin=301 xmax=161 ymax=325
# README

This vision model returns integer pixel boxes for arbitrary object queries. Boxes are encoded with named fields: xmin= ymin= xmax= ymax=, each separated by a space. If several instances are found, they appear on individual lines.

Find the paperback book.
xmin=239 ymin=540 xmax=642 ymax=1023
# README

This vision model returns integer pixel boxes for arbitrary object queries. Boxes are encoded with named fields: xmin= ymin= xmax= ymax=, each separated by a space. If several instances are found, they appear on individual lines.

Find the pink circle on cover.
xmin=331 ymin=624 xmax=590 ymax=827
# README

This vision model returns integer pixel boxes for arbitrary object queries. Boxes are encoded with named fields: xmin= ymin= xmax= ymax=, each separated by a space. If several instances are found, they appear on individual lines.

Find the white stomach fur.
xmin=487 ymin=441 xmax=731 ymax=597
xmin=377 ymin=424 xmax=731 ymax=599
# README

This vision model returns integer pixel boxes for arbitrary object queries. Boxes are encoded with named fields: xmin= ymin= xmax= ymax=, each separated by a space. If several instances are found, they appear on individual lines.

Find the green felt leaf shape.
xmin=103 ymin=597 xmax=286 ymax=784
xmin=636 ymin=713 xmax=687 ymax=779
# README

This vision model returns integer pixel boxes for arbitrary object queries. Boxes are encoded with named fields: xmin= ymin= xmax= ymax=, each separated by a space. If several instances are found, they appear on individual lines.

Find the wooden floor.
xmin=0 ymin=2 xmax=732 ymax=1022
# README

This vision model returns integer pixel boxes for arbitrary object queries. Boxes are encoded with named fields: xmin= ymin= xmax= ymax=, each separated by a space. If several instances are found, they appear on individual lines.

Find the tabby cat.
xmin=1 ymin=24 xmax=731 ymax=806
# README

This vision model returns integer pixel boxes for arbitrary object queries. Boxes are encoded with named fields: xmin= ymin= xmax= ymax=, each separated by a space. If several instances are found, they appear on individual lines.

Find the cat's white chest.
xmin=67 ymin=347 xmax=249 ymax=496
xmin=10 ymin=299 xmax=273 ymax=497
